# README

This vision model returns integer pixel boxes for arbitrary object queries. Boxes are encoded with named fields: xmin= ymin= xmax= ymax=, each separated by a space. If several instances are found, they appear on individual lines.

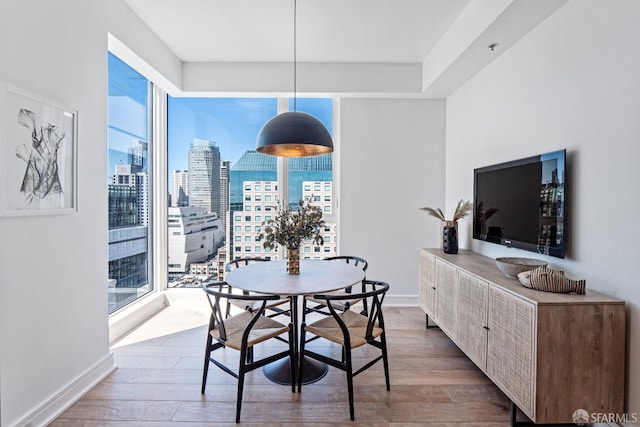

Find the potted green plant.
xmin=419 ymin=199 xmax=472 ymax=254
xmin=258 ymin=198 xmax=325 ymax=274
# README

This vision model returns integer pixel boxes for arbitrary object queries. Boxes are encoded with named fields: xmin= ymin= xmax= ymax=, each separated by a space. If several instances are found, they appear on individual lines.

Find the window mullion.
xmin=276 ymin=98 xmax=289 ymax=260
xmin=152 ymin=84 xmax=168 ymax=291
xmin=277 ymin=97 xmax=289 ymax=207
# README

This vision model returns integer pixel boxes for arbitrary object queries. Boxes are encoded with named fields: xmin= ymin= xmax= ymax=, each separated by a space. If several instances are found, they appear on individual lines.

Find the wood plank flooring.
xmin=51 ymin=298 xmax=525 ymax=426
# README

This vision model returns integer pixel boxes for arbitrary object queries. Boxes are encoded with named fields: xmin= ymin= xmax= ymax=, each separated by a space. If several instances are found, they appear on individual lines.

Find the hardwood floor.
xmin=51 ymin=297 xmax=521 ymax=426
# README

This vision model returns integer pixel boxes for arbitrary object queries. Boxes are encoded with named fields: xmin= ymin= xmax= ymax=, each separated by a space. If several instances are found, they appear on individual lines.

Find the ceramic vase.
xmin=443 ymin=225 xmax=458 ymax=254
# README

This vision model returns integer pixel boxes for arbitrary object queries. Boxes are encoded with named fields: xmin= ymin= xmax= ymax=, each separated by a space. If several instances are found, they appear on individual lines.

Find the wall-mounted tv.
xmin=473 ymin=149 xmax=566 ymax=258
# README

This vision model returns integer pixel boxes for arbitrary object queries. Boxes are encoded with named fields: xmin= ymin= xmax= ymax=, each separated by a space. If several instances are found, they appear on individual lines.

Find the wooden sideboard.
xmin=418 ymin=248 xmax=625 ymax=425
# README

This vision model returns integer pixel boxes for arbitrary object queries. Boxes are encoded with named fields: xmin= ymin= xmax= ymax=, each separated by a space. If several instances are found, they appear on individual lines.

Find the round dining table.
xmin=224 ymin=259 xmax=366 ymax=385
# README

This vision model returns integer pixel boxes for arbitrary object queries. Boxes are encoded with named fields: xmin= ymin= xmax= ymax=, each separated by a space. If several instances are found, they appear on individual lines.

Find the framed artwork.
xmin=0 ymin=83 xmax=78 ymax=216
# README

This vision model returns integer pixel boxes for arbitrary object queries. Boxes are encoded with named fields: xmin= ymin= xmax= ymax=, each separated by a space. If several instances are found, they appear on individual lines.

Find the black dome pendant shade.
xmin=256 ymin=111 xmax=333 ymax=157
xmin=255 ymin=0 xmax=334 ymax=157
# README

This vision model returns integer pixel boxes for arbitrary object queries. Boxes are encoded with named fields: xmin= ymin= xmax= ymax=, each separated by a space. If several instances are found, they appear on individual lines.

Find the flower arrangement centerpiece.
xmin=419 ymin=199 xmax=472 ymax=254
xmin=258 ymin=198 xmax=325 ymax=274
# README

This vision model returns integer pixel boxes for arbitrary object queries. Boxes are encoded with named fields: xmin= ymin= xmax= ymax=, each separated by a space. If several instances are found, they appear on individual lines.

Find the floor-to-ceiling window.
xmin=166 ymin=97 xmax=334 ymax=286
xmin=107 ymin=52 xmax=153 ymax=313
xmin=287 ymin=98 xmax=335 ymax=259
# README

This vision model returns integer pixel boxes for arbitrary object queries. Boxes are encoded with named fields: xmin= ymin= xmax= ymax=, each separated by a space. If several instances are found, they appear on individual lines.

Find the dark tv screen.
xmin=473 ymin=149 xmax=565 ymax=258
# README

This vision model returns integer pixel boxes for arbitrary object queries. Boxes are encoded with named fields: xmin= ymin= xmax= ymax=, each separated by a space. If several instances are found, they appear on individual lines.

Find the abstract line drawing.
xmin=1 ymin=83 xmax=77 ymax=216
xmin=15 ymin=108 xmax=65 ymax=205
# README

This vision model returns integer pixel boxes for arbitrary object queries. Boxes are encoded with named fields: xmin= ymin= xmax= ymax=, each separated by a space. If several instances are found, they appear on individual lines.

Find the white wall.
xmin=0 ymin=1 xmax=111 ymax=425
xmin=340 ymin=98 xmax=445 ymax=302
xmin=0 ymin=2 xmax=442 ymax=424
xmin=7 ymin=0 xmax=634 ymax=423
xmin=446 ymin=0 xmax=640 ymax=417
xmin=0 ymin=1 xmax=178 ymax=425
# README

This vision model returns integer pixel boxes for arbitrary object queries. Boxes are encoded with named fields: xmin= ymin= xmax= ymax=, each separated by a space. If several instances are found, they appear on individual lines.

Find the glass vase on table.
xmin=287 ymin=247 xmax=300 ymax=274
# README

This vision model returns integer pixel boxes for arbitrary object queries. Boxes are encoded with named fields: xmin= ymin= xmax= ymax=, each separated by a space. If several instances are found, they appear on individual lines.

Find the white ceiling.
xmin=123 ymin=0 xmax=471 ymax=63
xmin=120 ymin=0 xmax=569 ymax=97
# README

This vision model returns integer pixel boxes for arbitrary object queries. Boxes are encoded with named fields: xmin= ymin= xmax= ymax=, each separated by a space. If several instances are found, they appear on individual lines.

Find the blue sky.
xmin=108 ymin=52 xmax=333 ymax=178
xmin=167 ymin=97 xmax=333 ymax=174
xmin=167 ymin=97 xmax=275 ymax=173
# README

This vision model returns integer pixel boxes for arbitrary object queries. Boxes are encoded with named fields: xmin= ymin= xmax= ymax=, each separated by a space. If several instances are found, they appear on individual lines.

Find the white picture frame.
xmin=0 ymin=83 xmax=78 ymax=216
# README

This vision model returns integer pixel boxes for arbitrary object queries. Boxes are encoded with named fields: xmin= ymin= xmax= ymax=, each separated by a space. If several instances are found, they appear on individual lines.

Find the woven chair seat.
xmin=305 ymin=309 xmax=383 ymax=349
xmin=211 ymin=311 xmax=290 ymax=350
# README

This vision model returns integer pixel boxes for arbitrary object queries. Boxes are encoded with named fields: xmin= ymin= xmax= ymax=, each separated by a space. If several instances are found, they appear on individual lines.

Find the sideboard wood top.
xmin=420 ymin=248 xmax=624 ymax=306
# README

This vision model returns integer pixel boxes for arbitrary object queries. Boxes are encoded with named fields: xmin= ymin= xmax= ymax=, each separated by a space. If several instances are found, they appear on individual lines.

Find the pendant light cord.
xmin=293 ymin=0 xmax=297 ymax=112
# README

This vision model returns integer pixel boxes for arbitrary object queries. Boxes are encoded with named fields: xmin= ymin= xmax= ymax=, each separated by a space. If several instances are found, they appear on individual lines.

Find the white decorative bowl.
xmin=495 ymin=257 xmax=548 ymax=279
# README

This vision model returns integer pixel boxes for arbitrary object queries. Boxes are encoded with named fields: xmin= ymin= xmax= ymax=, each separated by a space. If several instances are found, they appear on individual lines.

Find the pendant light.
xmin=256 ymin=0 xmax=333 ymax=157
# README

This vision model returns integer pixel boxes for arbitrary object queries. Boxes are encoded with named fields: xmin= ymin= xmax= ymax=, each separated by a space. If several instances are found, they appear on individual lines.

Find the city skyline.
xmin=109 ymin=94 xmax=333 ymax=179
xmin=167 ymin=97 xmax=333 ymax=174
xmin=108 ymin=50 xmax=335 ymax=298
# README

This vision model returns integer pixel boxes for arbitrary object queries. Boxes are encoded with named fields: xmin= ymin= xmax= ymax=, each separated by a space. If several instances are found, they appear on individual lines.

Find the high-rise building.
xmin=231 ymin=180 xmax=278 ymax=260
xmin=228 ymin=151 xmax=276 ymax=258
xmin=289 ymin=155 xmax=332 ymax=204
xmin=230 ymin=180 xmax=336 ymax=261
xmin=167 ymin=206 xmax=224 ymax=277
xmin=219 ymin=160 xmax=231 ymax=237
xmin=226 ymin=150 xmax=336 ymax=261
xmin=171 ymin=170 xmax=189 ymax=207
xmin=229 ymin=150 xmax=276 ymax=211
xmin=112 ymin=162 xmax=149 ymax=226
xmin=129 ymin=139 xmax=147 ymax=169
xmin=108 ymin=184 xmax=137 ymax=228
xmin=108 ymin=140 xmax=150 ymax=305
xmin=216 ymin=246 xmax=228 ymax=281
xmin=301 ymin=181 xmax=336 ymax=259
xmin=188 ymin=139 xmax=221 ymax=214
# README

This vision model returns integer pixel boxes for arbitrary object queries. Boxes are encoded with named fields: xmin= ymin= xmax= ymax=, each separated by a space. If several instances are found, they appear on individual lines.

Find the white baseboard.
xmin=15 ymin=353 xmax=116 ymax=427
xmin=384 ymin=294 xmax=419 ymax=306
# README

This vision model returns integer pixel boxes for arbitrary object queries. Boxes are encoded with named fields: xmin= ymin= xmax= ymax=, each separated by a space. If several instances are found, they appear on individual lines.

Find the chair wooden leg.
xmin=301 ymin=297 xmax=307 ymax=324
xmin=201 ymin=365 xmax=209 ymax=393
xmin=288 ymin=325 xmax=296 ymax=392
xmin=345 ymin=347 xmax=355 ymax=421
xmin=236 ymin=349 xmax=247 ymax=423
xmin=297 ymin=324 xmax=307 ymax=393
xmin=381 ymin=332 xmax=391 ymax=391
xmin=236 ymin=370 xmax=245 ymax=423
xmin=201 ymin=336 xmax=212 ymax=394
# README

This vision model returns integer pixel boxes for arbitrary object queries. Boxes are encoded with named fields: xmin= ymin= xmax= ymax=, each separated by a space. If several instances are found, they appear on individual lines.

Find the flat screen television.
xmin=473 ymin=149 xmax=566 ymax=258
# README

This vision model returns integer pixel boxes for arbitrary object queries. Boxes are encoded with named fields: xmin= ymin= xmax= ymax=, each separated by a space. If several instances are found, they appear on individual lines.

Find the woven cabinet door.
xmin=418 ymin=250 xmax=436 ymax=318
xmin=486 ymin=286 xmax=536 ymax=419
xmin=456 ymin=271 xmax=489 ymax=369
xmin=435 ymin=259 xmax=457 ymax=337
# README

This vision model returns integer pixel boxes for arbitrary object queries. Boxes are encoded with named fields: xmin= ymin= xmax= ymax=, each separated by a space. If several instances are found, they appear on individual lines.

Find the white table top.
xmin=225 ymin=259 xmax=365 ymax=296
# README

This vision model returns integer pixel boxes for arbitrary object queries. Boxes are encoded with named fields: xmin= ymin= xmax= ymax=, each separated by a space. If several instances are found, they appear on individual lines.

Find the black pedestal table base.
xmin=263 ymin=356 xmax=328 ymax=385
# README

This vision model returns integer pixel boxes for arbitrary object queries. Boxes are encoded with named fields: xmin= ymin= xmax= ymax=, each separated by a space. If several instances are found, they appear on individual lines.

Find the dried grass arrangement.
xmin=420 ymin=199 xmax=472 ymax=225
